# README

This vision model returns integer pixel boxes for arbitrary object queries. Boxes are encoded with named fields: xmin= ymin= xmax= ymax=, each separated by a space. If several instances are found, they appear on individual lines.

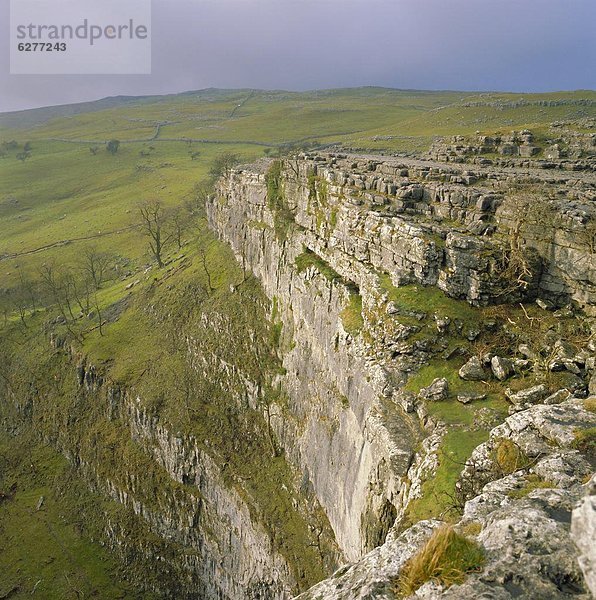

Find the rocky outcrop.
xmin=209 ymin=161 xmax=424 ymax=561
xmin=4 ymin=303 xmax=338 ymax=599
xmin=571 ymin=477 xmax=596 ymax=597
xmin=297 ymin=398 xmax=596 ymax=599
xmin=212 ymin=153 xmax=595 ymax=311
xmin=428 ymin=124 xmax=596 ymax=172
xmin=208 ymin=152 xmax=595 ymax=598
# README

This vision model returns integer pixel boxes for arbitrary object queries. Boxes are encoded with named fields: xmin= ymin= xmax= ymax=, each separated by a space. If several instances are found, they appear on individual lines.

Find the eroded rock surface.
xmin=297 ymin=399 xmax=596 ymax=599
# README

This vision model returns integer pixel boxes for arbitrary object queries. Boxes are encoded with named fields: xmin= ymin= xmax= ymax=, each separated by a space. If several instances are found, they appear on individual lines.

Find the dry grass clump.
xmin=493 ymin=438 xmax=529 ymax=474
xmin=571 ymin=427 xmax=596 ymax=464
xmin=396 ymin=524 xmax=484 ymax=596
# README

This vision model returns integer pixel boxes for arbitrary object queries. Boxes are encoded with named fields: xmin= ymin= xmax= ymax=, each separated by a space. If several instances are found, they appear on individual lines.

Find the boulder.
xmin=457 ymin=392 xmax=487 ymax=404
xmin=571 ymin=476 xmax=596 ymax=597
xmin=419 ymin=378 xmax=449 ymax=401
xmin=536 ymin=298 xmax=554 ymax=310
xmin=505 ymin=384 xmax=548 ymax=406
xmin=459 ymin=356 xmax=487 ymax=381
xmin=518 ymin=344 xmax=537 ymax=359
xmin=434 ymin=315 xmax=451 ymax=334
xmin=544 ymin=389 xmax=571 ymax=405
xmin=513 ymin=358 xmax=531 ymax=371
xmin=386 ymin=301 xmax=400 ymax=315
xmin=491 ymin=356 xmax=513 ymax=381
xmin=589 ymin=372 xmax=596 ymax=395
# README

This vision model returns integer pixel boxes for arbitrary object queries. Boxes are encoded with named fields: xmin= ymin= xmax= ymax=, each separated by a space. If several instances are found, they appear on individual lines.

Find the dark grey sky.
xmin=1 ymin=0 xmax=595 ymax=113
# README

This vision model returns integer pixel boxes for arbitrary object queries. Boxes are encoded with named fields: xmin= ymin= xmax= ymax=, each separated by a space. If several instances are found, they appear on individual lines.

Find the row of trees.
xmin=1 ymin=140 xmax=33 ymax=161
xmin=90 ymin=139 xmax=120 ymax=156
xmin=1 ymin=247 xmax=117 ymax=338
xmin=137 ymin=152 xmax=241 ymax=268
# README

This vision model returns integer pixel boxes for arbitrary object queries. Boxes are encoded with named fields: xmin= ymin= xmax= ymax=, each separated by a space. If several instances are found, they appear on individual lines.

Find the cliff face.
xmin=211 ymin=153 xmax=594 ymax=310
xmin=4 ymin=150 xmax=594 ymax=599
xmin=1 ymin=274 xmax=338 ymax=599
xmin=210 ymin=162 xmax=424 ymax=561
xmin=208 ymin=152 xmax=596 ymax=598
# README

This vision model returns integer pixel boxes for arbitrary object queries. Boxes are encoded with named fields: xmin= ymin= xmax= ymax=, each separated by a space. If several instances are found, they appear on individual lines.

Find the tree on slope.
xmin=138 ymin=199 xmax=172 ymax=268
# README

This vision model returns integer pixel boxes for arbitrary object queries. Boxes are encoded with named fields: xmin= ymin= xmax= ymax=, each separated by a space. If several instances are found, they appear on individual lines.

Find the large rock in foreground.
xmin=296 ymin=398 xmax=596 ymax=599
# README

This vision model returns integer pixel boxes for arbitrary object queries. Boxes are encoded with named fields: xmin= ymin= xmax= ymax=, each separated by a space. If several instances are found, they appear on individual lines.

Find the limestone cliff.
xmin=208 ymin=152 xmax=595 ymax=598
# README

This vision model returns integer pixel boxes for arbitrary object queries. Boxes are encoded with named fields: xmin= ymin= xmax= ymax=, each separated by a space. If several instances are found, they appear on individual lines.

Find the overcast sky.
xmin=1 ymin=0 xmax=595 ymax=113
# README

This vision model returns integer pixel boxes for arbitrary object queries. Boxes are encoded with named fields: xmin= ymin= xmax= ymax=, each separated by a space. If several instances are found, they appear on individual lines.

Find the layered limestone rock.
xmin=212 ymin=153 xmax=595 ymax=311
xmin=428 ymin=123 xmax=596 ymax=172
xmin=5 ymin=308 xmax=338 ymax=599
xmin=209 ymin=163 xmax=424 ymax=561
xmin=208 ymin=152 xmax=595 ymax=598
xmin=50 ymin=354 xmax=299 ymax=599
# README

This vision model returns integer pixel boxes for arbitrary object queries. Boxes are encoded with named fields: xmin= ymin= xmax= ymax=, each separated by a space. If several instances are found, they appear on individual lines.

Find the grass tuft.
xmin=396 ymin=524 xmax=484 ymax=596
xmin=340 ymin=293 xmax=364 ymax=336
xmin=508 ymin=474 xmax=554 ymax=499
xmin=571 ymin=427 xmax=596 ymax=463
xmin=493 ymin=438 xmax=530 ymax=474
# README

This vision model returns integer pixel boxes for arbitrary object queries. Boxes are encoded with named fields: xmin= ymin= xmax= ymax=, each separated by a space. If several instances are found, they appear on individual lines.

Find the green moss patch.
xmin=295 ymin=248 xmax=341 ymax=281
xmin=340 ymin=293 xmax=364 ymax=336
xmin=403 ymin=429 xmax=489 ymax=525
xmin=492 ymin=438 xmax=530 ymax=475
xmin=571 ymin=427 xmax=596 ymax=465
xmin=0 ymin=431 xmax=142 ymax=600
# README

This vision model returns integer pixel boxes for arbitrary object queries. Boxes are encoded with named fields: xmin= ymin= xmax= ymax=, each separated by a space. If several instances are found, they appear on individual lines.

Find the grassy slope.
xmin=0 ymin=428 xmax=144 ymax=599
xmin=1 ymin=87 xmax=595 ymax=592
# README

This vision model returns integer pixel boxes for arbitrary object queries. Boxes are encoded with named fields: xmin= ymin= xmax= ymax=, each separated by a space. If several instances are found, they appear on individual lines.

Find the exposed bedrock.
xmin=208 ymin=152 xmax=595 ymax=597
xmin=210 ymin=164 xmax=423 ymax=561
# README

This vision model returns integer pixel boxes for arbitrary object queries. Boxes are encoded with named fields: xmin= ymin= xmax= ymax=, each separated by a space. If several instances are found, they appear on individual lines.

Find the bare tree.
xmin=138 ymin=199 xmax=172 ymax=268
xmin=496 ymin=191 xmax=557 ymax=297
xmin=6 ymin=286 xmax=29 ymax=327
xmin=39 ymin=263 xmax=83 ymax=341
xmin=81 ymin=247 xmax=112 ymax=290
xmin=68 ymin=270 xmax=93 ymax=316
xmin=92 ymin=291 xmax=104 ymax=336
xmin=170 ymin=208 xmax=189 ymax=250
xmin=208 ymin=152 xmax=240 ymax=180
xmin=198 ymin=244 xmax=214 ymax=293
xmin=16 ymin=267 xmax=38 ymax=313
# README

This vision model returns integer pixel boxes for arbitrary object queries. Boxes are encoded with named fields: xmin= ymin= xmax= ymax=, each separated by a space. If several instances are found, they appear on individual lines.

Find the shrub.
xmin=208 ymin=151 xmax=240 ymax=179
xmin=396 ymin=525 xmax=484 ymax=596
xmin=106 ymin=139 xmax=120 ymax=154
xmin=266 ymin=160 xmax=294 ymax=242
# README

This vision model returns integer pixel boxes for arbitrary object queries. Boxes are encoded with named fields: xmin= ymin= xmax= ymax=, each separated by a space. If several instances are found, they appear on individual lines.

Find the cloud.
xmin=1 ymin=0 xmax=595 ymax=112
